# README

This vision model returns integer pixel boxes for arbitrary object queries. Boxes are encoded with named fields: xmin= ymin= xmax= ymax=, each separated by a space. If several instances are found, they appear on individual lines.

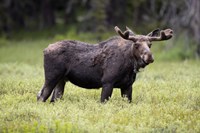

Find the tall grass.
xmin=0 ymin=36 xmax=200 ymax=132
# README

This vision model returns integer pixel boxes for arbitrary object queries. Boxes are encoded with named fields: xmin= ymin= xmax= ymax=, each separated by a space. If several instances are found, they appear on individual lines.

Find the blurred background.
xmin=0 ymin=0 xmax=200 ymax=60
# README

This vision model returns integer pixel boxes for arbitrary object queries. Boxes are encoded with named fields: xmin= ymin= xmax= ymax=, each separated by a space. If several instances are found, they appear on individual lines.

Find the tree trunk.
xmin=41 ymin=0 xmax=55 ymax=28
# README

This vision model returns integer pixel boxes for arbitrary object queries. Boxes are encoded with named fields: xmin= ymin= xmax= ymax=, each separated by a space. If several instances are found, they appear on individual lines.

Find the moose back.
xmin=37 ymin=26 xmax=173 ymax=103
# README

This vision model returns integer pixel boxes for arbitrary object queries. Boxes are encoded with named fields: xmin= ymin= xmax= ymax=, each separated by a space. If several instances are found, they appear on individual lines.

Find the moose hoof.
xmin=37 ymin=92 xmax=46 ymax=102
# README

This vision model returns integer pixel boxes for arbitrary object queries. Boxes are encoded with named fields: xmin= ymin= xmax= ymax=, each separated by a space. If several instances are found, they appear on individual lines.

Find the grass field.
xmin=0 ymin=39 xmax=200 ymax=132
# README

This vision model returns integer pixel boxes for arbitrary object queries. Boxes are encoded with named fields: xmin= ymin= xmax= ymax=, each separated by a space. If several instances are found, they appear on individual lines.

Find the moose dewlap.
xmin=37 ymin=26 xmax=173 ymax=103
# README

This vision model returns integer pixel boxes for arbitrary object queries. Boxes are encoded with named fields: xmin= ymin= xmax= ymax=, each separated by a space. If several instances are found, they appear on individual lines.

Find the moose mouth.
xmin=140 ymin=59 xmax=149 ymax=68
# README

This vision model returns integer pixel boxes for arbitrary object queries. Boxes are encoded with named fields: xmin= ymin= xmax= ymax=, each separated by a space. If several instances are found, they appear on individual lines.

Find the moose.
xmin=37 ymin=26 xmax=173 ymax=103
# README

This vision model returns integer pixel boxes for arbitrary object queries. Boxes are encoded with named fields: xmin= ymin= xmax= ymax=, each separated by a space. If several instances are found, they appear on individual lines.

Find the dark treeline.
xmin=0 ymin=0 xmax=200 ymax=56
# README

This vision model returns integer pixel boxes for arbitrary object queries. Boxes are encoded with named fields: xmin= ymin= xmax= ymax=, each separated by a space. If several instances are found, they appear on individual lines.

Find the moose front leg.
xmin=101 ymin=84 xmax=113 ymax=103
xmin=121 ymin=85 xmax=132 ymax=102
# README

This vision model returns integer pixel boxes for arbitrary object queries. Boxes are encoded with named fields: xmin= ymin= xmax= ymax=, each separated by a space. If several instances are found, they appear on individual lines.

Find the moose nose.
xmin=148 ymin=55 xmax=154 ymax=63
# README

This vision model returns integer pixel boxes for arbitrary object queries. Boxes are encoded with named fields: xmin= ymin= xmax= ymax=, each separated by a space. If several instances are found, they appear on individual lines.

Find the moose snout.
xmin=142 ymin=52 xmax=154 ymax=64
xmin=148 ymin=55 xmax=154 ymax=63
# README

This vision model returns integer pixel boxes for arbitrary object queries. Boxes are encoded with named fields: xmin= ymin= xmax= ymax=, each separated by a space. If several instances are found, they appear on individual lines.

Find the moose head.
xmin=115 ymin=26 xmax=173 ymax=67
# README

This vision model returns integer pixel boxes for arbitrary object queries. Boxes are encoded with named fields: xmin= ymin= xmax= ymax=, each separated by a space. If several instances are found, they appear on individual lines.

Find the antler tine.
xmin=114 ymin=26 xmax=129 ymax=39
xmin=149 ymin=29 xmax=173 ymax=41
xmin=114 ymin=26 xmax=138 ymax=41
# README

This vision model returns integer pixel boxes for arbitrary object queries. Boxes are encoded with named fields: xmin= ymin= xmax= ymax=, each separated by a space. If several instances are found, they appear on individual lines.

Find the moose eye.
xmin=134 ymin=43 xmax=140 ymax=49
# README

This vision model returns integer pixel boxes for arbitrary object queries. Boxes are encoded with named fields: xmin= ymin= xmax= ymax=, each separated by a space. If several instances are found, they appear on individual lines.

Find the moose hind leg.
xmin=37 ymin=77 xmax=61 ymax=102
xmin=50 ymin=79 xmax=66 ymax=102
xmin=37 ymin=50 xmax=67 ymax=102
xmin=37 ymin=61 xmax=65 ymax=102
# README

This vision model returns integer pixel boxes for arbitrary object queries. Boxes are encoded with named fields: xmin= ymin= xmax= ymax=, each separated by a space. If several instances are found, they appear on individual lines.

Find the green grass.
xmin=0 ymin=38 xmax=200 ymax=133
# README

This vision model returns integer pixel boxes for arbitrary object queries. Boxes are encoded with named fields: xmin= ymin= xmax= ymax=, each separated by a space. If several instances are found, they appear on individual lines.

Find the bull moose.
xmin=37 ymin=26 xmax=173 ymax=103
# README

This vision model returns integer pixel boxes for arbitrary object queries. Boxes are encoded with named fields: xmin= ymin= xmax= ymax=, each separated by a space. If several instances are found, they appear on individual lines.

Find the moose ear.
xmin=147 ymin=28 xmax=160 ymax=37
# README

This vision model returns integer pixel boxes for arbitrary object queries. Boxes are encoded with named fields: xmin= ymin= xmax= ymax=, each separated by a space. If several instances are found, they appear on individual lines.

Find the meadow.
xmin=0 ymin=37 xmax=200 ymax=132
